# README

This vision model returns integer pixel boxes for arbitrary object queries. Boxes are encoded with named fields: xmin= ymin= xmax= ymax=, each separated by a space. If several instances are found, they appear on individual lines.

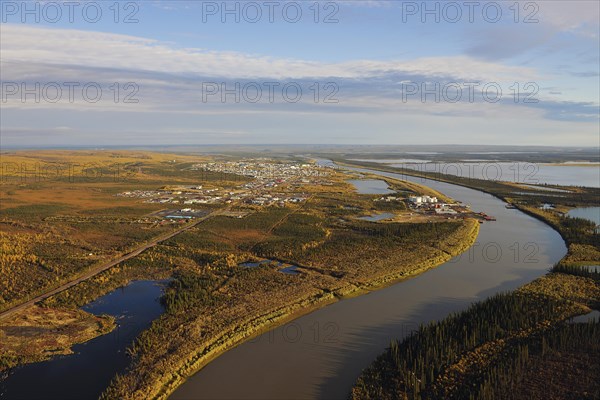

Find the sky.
xmin=1 ymin=0 xmax=599 ymax=147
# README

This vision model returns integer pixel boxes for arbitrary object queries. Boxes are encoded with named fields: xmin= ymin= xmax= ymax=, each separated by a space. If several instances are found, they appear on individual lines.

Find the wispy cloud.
xmin=1 ymin=21 xmax=597 ymax=147
xmin=2 ymin=24 xmax=538 ymax=82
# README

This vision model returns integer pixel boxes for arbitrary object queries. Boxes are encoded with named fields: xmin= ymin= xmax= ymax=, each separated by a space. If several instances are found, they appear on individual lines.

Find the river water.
xmin=0 ymin=280 xmax=166 ymax=400
xmin=171 ymin=165 xmax=567 ymax=400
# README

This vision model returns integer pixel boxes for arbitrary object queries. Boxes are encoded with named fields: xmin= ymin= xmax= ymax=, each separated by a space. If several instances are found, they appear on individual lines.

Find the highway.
xmin=0 ymin=210 xmax=219 ymax=321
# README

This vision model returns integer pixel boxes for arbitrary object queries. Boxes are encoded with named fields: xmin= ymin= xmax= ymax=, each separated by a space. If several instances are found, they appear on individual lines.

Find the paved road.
xmin=0 ymin=210 xmax=219 ymax=321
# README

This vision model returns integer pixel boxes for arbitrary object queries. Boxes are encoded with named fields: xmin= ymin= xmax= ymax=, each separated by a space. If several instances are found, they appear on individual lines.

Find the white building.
xmin=409 ymin=195 xmax=438 ymax=205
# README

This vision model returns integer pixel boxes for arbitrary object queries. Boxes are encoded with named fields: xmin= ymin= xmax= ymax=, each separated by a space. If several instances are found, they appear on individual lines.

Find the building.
xmin=409 ymin=195 xmax=438 ymax=205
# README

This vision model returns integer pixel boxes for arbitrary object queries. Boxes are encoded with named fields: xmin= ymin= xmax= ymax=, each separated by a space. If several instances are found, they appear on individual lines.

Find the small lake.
xmin=519 ymin=184 xmax=572 ymax=193
xmin=347 ymin=179 xmax=393 ymax=194
xmin=350 ymin=158 xmax=431 ymax=164
xmin=359 ymin=212 xmax=395 ymax=222
xmin=512 ymin=192 xmax=566 ymax=197
xmin=240 ymin=260 xmax=301 ymax=275
xmin=0 ymin=280 xmax=167 ymax=400
xmin=567 ymin=207 xmax=600 ymax=226
xmin=280 ymin=265 xmax=300 ymax=275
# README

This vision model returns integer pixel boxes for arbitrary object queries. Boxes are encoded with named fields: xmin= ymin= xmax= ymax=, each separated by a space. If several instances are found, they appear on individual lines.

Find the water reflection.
xmin=0 ymin=280 xmax=166 ymax=400
xmin=398 ymin=162 xmax=599 ymax=188
xmin=347 ymin=179 xmax=394 ymax=194
xmin=358 ymin=212 xmax=394 ymax=222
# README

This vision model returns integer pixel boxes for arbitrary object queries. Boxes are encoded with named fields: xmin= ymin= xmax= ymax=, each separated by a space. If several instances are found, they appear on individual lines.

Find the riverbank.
xmin=341 ymin=161 xmax=599 ymax=399
xmin=99 ymin=218 xmax=479 ymax=400
xmin=351 ymin=268 xmax=600 ymax=399
xmin=0 ymin=280 xmax=168 ymax=400
xmin=0 ymin=245 xmax=182 ymax=371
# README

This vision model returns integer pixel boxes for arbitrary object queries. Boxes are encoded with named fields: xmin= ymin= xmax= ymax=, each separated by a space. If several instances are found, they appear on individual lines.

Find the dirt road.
xmin=0 ymin=210 xmax=219 ymax=321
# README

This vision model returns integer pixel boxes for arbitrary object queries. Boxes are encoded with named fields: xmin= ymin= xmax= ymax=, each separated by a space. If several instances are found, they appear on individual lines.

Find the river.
xmin=171 ymin=164 xmax=567 ymax=400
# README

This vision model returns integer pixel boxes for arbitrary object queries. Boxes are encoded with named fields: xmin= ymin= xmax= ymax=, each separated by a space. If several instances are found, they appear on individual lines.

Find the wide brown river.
xmin=172 ymin=165 xmax=567 ymax=400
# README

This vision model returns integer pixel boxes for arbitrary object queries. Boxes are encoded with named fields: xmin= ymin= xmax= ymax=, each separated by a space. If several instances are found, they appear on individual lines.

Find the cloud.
xmin=1 ymin=23 xmax=597 ymax=148
xmin=538 ymin=1 xmax=600 ymax=38
xmin=571 ymin=71 xmax=600 ymax=78
xmin=336 ymin=0 xmax=394 ymax=8
xmin=460 ymin=1 xmax=599 ymax=62
xmin=1 ymin=24 xmax=545 ymax=116
xmin=1 ymin=24 xmax=537 ymax=83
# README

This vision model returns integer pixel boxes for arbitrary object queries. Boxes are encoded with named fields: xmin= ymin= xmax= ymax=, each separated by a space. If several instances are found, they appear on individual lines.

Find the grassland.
xmin=0 ymin=150 xmax=245 ymax=370
xmin=0 ymin=150 xmax=250 ymax=311
xmin=0 ymin=305 xmax=115 ymax=370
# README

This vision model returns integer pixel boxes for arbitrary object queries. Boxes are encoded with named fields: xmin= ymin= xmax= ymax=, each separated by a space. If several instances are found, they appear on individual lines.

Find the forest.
xmin=351 ymin=264 xmax=599 ymax=400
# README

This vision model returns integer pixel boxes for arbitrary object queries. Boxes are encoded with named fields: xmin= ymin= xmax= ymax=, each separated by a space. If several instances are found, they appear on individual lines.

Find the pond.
xmin=358 ymin=212 xmax=395 ymax=222
xmin=0 ymin=280 xmax=167 ymax=400
xmin=347 ymin=179 xmax=394 ymax=194
xmin=569 ymin=310 xmax=600 ymax=324
xmin=519 ymin=184 xmax=572 ymax=193
xmin=240 ymin=260 xmax=301 ymax=275
xmin=567 ymin=207 xmax=600 ymax=226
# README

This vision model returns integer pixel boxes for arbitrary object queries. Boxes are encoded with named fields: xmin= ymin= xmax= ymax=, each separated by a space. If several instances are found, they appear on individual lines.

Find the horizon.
xmin=2 ymin=143 xmax=600 ymax=151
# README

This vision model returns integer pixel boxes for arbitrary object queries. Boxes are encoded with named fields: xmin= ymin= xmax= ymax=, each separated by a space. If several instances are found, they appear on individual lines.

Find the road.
xmin=0 ymin=210 xmax=220 ymax=321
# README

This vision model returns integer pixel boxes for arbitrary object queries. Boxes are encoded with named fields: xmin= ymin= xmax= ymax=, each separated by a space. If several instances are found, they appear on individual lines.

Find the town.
xmin=116 ymin=160 xmax=335 ymax=218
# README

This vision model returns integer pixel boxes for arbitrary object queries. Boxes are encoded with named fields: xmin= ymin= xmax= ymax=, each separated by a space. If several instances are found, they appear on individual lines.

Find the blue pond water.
xmin=239 ymin=260 xmax=301 ymax=275
xmin=0 ymin=280 xmax=167 ymax=400
xmin=359 ymin=212 xmax=395 ymax=222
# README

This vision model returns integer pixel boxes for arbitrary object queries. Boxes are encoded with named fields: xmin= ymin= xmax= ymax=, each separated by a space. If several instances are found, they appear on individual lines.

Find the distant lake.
xmin=348 ymin=179 xmax=393 ymax=194
xmin=519 ymin=184 xmax=571 ymax=193
xmin=567 ymin=207 xmax=600 ymax=230
xmin=512 ymin=192 xmax=566 ymax=197
xmin=350 ymin=158 xmax=431 ymax=164
xmin=356 ymin=161 xmax=599 ymax=188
